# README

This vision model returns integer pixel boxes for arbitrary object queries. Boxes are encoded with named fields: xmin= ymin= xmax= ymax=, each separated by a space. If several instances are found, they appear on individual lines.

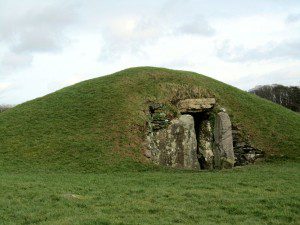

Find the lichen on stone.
xmin=145 ymin=97 xmax=264 ymax=171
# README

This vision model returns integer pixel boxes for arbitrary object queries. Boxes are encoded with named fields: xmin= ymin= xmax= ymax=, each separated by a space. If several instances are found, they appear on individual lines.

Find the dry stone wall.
xmin=232 ymin=127 xmax=265 ymax=166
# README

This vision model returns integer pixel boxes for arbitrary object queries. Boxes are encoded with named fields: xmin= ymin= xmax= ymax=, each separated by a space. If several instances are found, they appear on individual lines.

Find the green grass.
xmin=0 ymin=161 xmax=299 ymax=225
xmin=0 ymin=67 xmax=299 ymax=172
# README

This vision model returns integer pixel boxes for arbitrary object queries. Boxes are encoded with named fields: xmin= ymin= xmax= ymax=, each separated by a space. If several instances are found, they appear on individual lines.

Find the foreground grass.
xmin=0 ymin=161 xmax=299 ymax=225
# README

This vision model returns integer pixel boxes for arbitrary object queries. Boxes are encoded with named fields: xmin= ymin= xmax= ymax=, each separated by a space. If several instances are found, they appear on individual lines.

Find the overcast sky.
xmin=0 ymin=0 xmax=299 ymax=104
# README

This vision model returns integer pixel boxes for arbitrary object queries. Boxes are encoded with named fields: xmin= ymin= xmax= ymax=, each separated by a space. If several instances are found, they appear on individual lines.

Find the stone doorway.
xmin=145 ymin=98 xmax=262 ymax=170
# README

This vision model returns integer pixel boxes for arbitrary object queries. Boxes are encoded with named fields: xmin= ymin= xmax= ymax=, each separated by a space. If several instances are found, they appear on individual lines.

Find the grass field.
xmin=1 ymin=161 xmax=299 ymax=225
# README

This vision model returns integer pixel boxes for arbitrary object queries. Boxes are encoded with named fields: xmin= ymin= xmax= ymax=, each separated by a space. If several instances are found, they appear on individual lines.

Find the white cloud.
xmin=0 ymin=82 xmax=11 ymax=91
xmin=176 ymin=17 xmax=215 ymax=36
xmin=0 ymin=82 xmax=12 ymax=102
xmin=0 ymin=1 xmax=78 ymax=73
xmin=0 ymin=1 xmax=77 ymax=53
xmin=0 ymin=0 xmax=300 ymax=104
xmin=236 ymin=65 xmax=300 ymax=90
xmin=216 ymin=39 xmax=300 ymax=62
xmin=286 ymin=13 xmax=300 ymax=23
xmin=99 ymin=16 xmax=164 ymax=60
xmin=1 ymin=52 xmax=33 ymax=72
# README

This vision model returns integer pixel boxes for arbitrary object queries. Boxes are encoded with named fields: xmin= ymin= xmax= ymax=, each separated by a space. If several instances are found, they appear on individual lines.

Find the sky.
xmin=0 ymin=0 xmax=299 ymax=104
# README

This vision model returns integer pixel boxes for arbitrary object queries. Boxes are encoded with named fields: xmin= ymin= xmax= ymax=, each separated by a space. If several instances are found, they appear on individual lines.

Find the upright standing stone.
xmin=198 ymin=120 xmax=214 ymax=170
xmin=213 ymin=112 xmax=235 ymax=169
xmin=147 ymin=115 xmax=199 ymax=170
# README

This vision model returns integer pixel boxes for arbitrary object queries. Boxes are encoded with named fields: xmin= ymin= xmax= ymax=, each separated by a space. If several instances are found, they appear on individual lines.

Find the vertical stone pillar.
xmin=198 ymin=120 xmax=214 ymax=170
xmin=178 ymin=115 xmax=199 ymax=170
xmin=147 ymin=114 xmax=199 ymax=170
xmin=213 ymin=112 xmax=235 ymax=169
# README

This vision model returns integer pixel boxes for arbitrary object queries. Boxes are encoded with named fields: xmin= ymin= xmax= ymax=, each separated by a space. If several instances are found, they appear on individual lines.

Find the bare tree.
xmin=0 ymin=104 xmax=13 ymax=113
xmin=249 ymin=84 xmax=300 ymax=112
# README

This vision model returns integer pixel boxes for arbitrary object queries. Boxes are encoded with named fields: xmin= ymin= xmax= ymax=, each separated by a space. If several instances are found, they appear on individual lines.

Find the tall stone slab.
xmin=147 ymin=115 xmax=199 ymax=170
xmin=213 ymin=112 xmax=235 ymax=169
xmin=198 ymin=120 xmax=214 ymax=170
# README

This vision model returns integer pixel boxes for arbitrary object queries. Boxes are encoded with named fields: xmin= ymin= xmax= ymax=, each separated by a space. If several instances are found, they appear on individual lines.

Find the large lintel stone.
xmin=177 ymin=98 xmax=216 ymax=113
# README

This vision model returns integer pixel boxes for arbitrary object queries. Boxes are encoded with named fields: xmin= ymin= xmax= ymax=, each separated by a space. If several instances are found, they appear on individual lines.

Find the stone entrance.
xmin=178 ymin=99 xmax=216 ymax=170
xmin=146 ymin=98 xmax=239 ymax=170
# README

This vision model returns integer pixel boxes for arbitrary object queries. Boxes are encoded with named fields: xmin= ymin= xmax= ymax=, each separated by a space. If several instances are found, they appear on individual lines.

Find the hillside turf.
xmin=0 ymin=67 xmax=299 ymax=172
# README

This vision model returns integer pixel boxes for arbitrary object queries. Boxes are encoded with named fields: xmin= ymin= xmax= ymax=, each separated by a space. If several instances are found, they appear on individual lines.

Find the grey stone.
xmin=232 ymin=127 xmax=265 ymax=166
xmin=244 ymin=153 xmax=256 ymax=162
xmin=177 ymin=98 xmax=216 ymax=113
xmin=147 ymin=115 xmax=199 ymax=170
xmin=198 ymin=120 xmax=214 ymax=169
xmin=143 ymin=149 xmax=152 ymax=158
xmin=213 ymin=112 xmax=235 ymax=169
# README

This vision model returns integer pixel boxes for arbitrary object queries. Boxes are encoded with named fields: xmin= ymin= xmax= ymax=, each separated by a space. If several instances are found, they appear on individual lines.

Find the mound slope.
xmin=0 ymin=67 xmax=299 ymax=172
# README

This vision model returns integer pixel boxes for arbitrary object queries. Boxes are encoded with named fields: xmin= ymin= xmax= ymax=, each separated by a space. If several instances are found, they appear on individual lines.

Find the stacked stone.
xmin=232 ymin=128 xmax=264 ymax=166
xmin=149 ymin=103 xmax=170 ymax=131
